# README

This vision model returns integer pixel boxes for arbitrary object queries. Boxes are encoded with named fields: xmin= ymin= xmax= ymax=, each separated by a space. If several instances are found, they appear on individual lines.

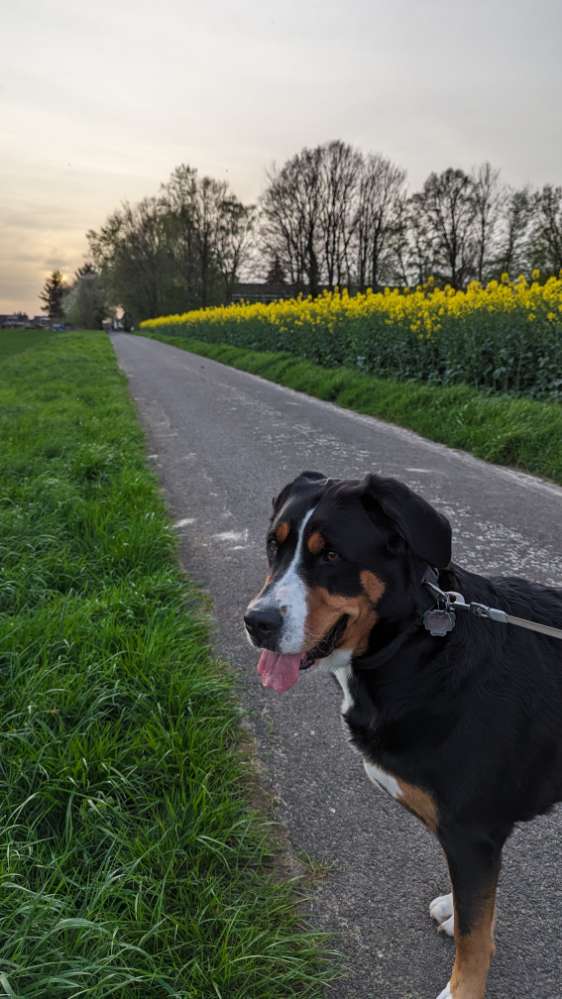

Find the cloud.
xmin=1 ymin=0 xmax=561 ymax=314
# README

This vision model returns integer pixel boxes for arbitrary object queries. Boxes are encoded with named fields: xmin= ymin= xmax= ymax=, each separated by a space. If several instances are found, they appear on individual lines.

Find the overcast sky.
xmin=2 ymin=0 xmax=561 ymax=316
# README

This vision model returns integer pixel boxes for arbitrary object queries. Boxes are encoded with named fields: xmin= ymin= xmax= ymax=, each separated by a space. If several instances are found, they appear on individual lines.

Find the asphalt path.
xmin=113 ymin=333 xmax=562 ymax=999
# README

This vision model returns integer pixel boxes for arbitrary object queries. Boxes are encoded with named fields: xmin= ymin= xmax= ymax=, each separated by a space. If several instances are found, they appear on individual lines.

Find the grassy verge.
xmin=0 ymin=330 xmax=331 ymax=997
xmin=144 ymin=334 xmax=562 ymax=485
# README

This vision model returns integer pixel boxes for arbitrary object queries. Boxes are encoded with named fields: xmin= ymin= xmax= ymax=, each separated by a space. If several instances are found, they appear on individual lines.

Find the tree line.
xmin=41 ymin=143 xmax=562 ymax=326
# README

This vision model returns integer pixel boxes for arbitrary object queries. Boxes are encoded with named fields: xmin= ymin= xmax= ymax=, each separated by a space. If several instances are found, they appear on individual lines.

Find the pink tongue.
xmin=257 ymin=650 xmax=303 ymax=693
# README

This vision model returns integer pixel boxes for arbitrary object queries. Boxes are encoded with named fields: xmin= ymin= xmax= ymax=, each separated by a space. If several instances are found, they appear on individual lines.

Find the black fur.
xmin=259 ymin=470 xmax=562 ymax=996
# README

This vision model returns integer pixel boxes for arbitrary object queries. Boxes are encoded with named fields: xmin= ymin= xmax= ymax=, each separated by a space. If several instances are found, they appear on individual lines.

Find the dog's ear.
xmin=362 ymin=474 xmax=451 ymax=567
xmin=272 ymin=470 xmax=327 ymax=515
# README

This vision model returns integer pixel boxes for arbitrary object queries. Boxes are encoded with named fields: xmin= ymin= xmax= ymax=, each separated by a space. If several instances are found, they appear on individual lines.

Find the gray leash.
xmin=423 ymin=578 xmax=562 ymax=641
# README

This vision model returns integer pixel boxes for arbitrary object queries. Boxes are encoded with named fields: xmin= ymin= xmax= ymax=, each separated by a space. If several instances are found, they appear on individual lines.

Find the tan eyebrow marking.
xmin=307 ymin=530 xmax=325 ymax=555
xmin=275 ymin=521 xmax=289 ymax=544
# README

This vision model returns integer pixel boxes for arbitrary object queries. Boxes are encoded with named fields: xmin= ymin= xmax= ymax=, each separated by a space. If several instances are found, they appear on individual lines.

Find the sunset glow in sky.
xmin=1 ymin=0 xmax=561 ymax=315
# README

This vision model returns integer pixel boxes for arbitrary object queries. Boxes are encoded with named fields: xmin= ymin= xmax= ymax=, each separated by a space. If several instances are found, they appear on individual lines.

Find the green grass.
xmin=144 ymin=335 xmax=562 ymax=485
xmin=0 ymin=329 xmax=332 ymax=998
xmin=0 ymin=328 xmax=55 ymax=361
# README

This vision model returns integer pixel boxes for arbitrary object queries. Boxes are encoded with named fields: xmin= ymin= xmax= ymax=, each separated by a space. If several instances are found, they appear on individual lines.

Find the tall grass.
xmin=0 ymin=330 xmax=331 ymax=997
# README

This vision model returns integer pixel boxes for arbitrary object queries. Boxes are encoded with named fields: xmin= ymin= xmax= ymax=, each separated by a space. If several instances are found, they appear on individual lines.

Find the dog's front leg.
xmin=436 ymin=830 xmax=503 ymax=999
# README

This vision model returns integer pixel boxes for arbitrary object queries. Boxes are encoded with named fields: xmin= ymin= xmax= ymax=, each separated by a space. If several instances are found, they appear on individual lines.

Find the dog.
xmin=243 ymin=470 xmax=562 ymax=999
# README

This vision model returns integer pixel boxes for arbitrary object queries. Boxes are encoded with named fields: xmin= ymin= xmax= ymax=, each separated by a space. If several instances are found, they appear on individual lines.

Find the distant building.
xmin=231 ymin=281 xmax=297 ymax=304
xmin=0 ymin=312 xmax=30 ymax=328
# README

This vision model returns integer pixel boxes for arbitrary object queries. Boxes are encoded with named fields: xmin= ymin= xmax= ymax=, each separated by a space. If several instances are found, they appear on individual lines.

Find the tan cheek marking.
xmin=396 ymin=780 xmax=439 ymax=833
xmin=305 ymin=586 xmax=344 ymax=645
xmin=360 ymin=570 xmax=385 ymax=604
xmin=275 ymin=521 xmax=289 ymax=544
xmin=304 ymin=586 xmax=378 ymax=655
xmin=307 ymin=530 xmax=325 ymax=555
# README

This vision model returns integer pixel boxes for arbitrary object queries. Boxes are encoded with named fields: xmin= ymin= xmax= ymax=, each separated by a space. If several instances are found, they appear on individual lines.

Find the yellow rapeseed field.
xmin=141 ymin=273 xmax=562 ymax=337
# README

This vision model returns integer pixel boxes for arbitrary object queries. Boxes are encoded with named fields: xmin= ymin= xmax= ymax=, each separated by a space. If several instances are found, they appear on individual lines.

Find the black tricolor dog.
xmin=244 ymin=471 xmax=562 ymax=999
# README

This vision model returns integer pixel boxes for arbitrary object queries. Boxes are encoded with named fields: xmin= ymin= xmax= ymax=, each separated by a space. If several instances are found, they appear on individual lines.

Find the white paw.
xmin=430 ymin=893 xmax=455 ymax=937
xmin=436 ymin=983 xmax=452 ymax=999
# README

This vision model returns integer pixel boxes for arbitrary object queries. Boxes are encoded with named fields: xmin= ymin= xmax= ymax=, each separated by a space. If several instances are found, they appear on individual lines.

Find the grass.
xmin=0 ymin=329 xmax=332 ymax=998
xmin=144 ymin=335 xmax=562 ymax=485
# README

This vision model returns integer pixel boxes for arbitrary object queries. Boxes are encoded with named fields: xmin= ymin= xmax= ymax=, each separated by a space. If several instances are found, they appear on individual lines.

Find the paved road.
xmin=113 ymin=333 xmax=562 ymax=999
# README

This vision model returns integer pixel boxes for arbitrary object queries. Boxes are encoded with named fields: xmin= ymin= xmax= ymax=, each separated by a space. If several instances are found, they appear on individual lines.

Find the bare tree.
xmin=530 ymin=185 xmax=562 ymax=274
xmin=413 ymin=168 xmax=475 ymax=287
xmin=262 ymin=143 xmax=351 ymax=295
xmin=471 ymin=163 xmax=504 ymax=282
xmin=355 ymin=154 xmax=407 ymax=290
xmin=495 ymin=187 xmax=532 ymax=277
xmin=260 ymin=160 xmax=309 ymax=291
xmin=215 ymin=197 xmax=256 ymax=302
xmin=318 ymin=141 xmax=362 ymax=290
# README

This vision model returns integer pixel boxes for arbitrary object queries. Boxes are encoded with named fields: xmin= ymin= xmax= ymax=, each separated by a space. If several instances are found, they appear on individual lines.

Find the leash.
xmin=423 ymin=572 xmax=562 ymax=641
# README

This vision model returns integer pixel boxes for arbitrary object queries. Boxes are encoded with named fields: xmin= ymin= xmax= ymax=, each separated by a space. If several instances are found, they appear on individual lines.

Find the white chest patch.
xmin=326 ymin=655 xmax=354 ymax=712
xmin=327 ymin=657 xmax=402 ymax=802
xmin=363 ymin=760 xmax=402 ymax=800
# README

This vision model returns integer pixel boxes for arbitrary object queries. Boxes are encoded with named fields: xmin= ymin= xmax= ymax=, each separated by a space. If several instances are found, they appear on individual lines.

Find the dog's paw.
xmin=429 ymin=893 xmax=455 ymax=937
xmin=436 ymin=983 xmax=452 ymax=999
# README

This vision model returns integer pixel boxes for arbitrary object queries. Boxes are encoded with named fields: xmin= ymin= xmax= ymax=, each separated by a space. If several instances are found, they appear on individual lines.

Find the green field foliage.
xmin=0 ymin=330 xmax=331 ymax=997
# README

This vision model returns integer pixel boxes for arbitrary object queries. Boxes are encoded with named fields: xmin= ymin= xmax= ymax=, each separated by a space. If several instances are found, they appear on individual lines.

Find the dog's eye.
xmin=322 ymin=549 xmax=340 ymax=563
xmin=267 ymin=537 xmax=278 ymax=560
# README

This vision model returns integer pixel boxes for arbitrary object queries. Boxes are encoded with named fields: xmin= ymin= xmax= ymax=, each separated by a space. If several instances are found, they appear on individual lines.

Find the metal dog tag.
xmin=423 ymin=608 xmax=456 ymax=636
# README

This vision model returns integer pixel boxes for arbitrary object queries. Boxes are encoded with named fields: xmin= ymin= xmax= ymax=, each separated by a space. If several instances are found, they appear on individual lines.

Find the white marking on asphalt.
xmin=174 ymin=517 xmax=196 ymax=528
xmin=213 ymin=530 xmax=249 ymax=543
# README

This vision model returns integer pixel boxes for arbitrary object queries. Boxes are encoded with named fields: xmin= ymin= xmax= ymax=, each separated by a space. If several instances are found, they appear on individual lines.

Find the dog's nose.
xmin=244 ymin=606 xmax=283 ymax=646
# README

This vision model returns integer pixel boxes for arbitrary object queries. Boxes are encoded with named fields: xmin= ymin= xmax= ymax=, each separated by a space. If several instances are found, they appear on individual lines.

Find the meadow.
xmin=0 ymin=329 xmax=330 ymax=998
xmin=141 ymin=274 xmax=562 ymax=400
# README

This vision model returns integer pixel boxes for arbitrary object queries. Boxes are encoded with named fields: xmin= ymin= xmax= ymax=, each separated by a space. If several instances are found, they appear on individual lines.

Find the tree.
xmin=265 ymin=254 xmax=287 ymax=286
xmin=471 ymin=163 xmax=504 ymax=282
xmin=160 ymin=166 xmax=255 ymax=307
xmin=260 ymin=146 xmax=324 ymax=295
xmin=495 ymin=188 xmax=532 ymax=277
xmin=62 ymin=264 xmax=108 ymax=329
xmin=529 ymin=185 xmax=562 ymax=274
xmin=355 ymin=154 xmax=406 ymax=290
xmin=412 ymin=169 xmax=476 ymax=287
xmin=319 ymin=140 xmax=362 ymax=290
xmin=88 ymin=197 xmax=175 ymax=322
xmin=39 ymin=269 xmax=66 ymax=319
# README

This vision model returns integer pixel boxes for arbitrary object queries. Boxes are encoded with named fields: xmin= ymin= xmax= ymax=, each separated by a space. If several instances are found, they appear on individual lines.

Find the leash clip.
xmin=422 ymin=578 xmax=457 ymax=636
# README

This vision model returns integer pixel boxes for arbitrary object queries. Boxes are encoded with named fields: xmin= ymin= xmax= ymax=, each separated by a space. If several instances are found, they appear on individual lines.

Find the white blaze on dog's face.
xmin=252 ymin=506 xmax=316 ymax=655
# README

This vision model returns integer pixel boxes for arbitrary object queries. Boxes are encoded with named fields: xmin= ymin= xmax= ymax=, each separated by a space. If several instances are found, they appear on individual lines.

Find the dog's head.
xmin=244 ymin=471 xmax=451 ymax=692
